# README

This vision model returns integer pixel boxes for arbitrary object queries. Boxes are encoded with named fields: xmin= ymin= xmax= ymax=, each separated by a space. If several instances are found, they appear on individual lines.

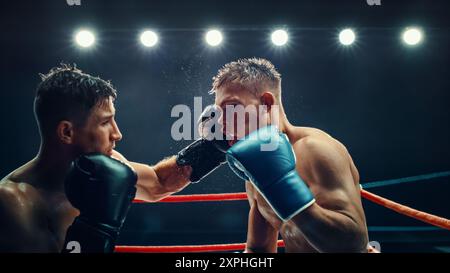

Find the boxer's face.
xmin=215 ymin=83 xmax=272 ymax=143
xmin=72 ymin=97 xmax=122 ymax=156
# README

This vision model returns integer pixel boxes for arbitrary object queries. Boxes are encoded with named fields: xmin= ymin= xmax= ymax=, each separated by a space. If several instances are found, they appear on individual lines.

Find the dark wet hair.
xmin=34 ymin=63 xmax=117 ymax=137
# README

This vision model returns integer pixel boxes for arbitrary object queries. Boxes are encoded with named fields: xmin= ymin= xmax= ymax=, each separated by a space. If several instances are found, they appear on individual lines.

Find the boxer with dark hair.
xmin=0 ymin=64 xmax=225 ymax=252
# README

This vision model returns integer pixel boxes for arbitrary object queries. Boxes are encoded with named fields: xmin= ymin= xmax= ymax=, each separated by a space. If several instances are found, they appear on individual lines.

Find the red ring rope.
xmin=360 ymin=189 xmax=450 ymax=230
xmin=134 ymin=192 xmax=248 ymax=203
xmin=115 ymin=240 xmax=285 ymax=253
xmin=135 ymin=190 xmax=450 ymax=230
xmin=122 ymin=189 xmax=449 ymax=253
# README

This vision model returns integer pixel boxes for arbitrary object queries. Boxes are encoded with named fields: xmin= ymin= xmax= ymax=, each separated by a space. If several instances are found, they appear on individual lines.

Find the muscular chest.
xmin=37 ymin=194 xmax=79 ymax=249
xmin=47 ymin=200 xmax=78 ymax=238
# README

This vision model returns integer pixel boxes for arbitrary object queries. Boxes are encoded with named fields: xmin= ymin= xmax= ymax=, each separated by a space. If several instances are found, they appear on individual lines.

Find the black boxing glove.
xmin=62 ymin=153 xmax=137 ymax=253
xmin=176 ymin=105 xmax=229 ymax=183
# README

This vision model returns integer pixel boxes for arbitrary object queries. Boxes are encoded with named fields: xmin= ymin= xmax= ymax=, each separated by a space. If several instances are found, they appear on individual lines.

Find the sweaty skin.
xmin=0 ymin=154 xmax=189 ymax=252
xmin=0 ymin=98 xmax=191 ymax=252
xmin=215 ymin=83 xmax=369 ymax=253
xmin=245 ymin=127 xmax=367 ymax=253
xmin=0 ymin=172 xmax=78 ymax=252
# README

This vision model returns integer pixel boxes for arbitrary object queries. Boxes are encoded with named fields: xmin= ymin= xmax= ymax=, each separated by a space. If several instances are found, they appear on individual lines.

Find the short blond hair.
xmin=211 ymin=57 xmax=282 ymax=99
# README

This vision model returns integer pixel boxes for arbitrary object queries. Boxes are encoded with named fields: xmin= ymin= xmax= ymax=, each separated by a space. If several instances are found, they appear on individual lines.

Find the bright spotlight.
xmin=402 ymin=27 xmax=423 ymax=46
xmin=271 ymin=29 xmax=288 ymax=46
xmin=339 ymin=28 xmax=356 ymax=46
xmin=140 ymin=30 xmax=158 ymax=47
xmin=205 ymin=29 xmax=223 ymax=47
xmin=75 ymin=29 xmax=95 ymax=48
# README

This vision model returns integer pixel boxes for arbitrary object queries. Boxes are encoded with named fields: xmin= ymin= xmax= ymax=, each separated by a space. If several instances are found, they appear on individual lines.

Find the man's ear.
xmin=56 ymin=120 xmax=75 ymax=144
xmin=260 ymin=92 xmax=275 ymax=112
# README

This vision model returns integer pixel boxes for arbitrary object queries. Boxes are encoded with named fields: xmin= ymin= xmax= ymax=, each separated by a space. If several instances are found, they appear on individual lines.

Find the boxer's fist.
xmin=62 ymin=153 xmax=137 ymax=253
xmin=176 ymin=105 xmax=229 ymax=183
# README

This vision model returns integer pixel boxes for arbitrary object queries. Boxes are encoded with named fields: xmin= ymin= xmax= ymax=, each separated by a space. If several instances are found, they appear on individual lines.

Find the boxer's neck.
xmin=273 ymin=105 xmax=291 ymax=134
xmin=276 ymin=113 xmax=302 ymax=143
xmin=32 ymin=142 xmax=73 ymax=192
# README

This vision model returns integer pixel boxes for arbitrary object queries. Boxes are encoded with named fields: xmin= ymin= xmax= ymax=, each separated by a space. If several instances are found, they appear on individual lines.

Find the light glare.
xmin=271 ymin=29 xmax=289 ymax=46
xmin=140 ymin=30 xmax=158 ymax=47
xmin=75 ymin=30 xmax=95 ymax=48
xmin=205 ymin=30 xmax=223 ymax=46
xmin=339 ymin=29 xmax=356 ymax=46
xmin=402 ymin=28 xmax=423 ymax=46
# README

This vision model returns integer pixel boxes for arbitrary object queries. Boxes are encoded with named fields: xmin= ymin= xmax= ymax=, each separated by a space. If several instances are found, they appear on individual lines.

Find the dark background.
xmin=1 ymin=0 xmax=449 ymax=252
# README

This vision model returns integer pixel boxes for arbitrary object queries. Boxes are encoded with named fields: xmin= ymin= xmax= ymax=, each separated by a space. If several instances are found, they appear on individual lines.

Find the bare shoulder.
xmin=290 ymin=127 xmax=354 ymax=185
xmin=0 ymin=178 xmax=53 ymax=252
xmin=291 ymin=127 xmax=345 ymax=148
xmin=292 ymin=128 xmax=348 ymax=163
xmin=0 ymin=178 xmax=42 ymax=219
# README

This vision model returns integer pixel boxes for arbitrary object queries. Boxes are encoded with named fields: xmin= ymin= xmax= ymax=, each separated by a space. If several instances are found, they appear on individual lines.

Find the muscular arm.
xmin=290 ymin=138 xmax=368 ymax=252
xmin=111 ymin=150 xmax=191 ymax=202
xmin=0 ymin=184 xmax=55 ymax=252
xmin=245 ymin=182 xmax=279 ymax=253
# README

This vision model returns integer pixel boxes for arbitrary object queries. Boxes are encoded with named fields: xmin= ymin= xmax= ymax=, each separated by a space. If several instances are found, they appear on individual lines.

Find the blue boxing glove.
xmin=226 ymin=125 xmax=315 ymax=221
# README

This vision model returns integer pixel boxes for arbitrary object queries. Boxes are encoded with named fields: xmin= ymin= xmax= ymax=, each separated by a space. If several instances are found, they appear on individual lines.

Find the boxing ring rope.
xmin=133 ymin=192 xmax=248 ymax=203
xmin=359 ymin=189 xmax=450 ymax=230
xmin=115 ymin=240 xmax=285 ymax=253
xmin=118 ymin=171 xmax=450 ymax=252
xmin=135 ymin=189 xmax=450 ymax=229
